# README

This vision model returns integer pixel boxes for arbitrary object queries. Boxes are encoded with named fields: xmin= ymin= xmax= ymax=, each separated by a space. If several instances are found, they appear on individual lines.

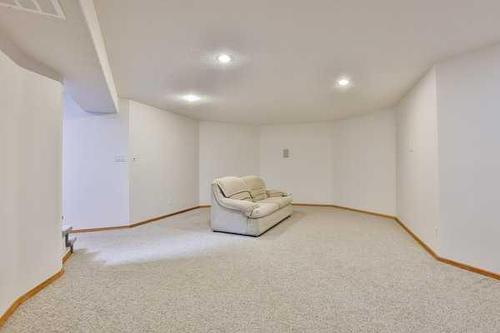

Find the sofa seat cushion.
xmin=248 ymin=202 xmax=280 ymax=218
xmin=242 ymin=175 xmax=268 ymax=201
xmin=216 ymin=176 xmax=252 ymax=201
xmin=258 ymin=196 xmax=292 ymax=208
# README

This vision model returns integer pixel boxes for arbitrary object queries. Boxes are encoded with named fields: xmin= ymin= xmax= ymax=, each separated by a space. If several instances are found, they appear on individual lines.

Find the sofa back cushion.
xmin=215 ymin=177 xmax=252 ymax=201
xmin=242 ymin=175 xmax=268 ymax=201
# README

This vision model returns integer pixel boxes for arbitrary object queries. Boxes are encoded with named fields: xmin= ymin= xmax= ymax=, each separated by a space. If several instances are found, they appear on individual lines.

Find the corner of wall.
xmin=78 ymin=0 xmax=119 ymax=112
xmin=395 ymin=65 xmax=440 ymax=251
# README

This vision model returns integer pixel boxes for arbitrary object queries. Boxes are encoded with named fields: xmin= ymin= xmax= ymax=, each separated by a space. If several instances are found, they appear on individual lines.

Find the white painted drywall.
xmin=62 ymin=96 xmax=130 ymax=229
xmin=395 ymin=68 xmax=441 ymax=250
xmin=78 ymin=0 xmax=119 ymax=113
xmin=332 ymin=110 xmax=397 ymax=215
xmin=260 ymin=122 xmax=333 ymax=204
xmin=199 ymin=121 xmax=260 ymax=205
xmin=0 ymin=49 xmax=63 ymax=315
xmin=259 ymin=111 xmax=397 ymax=214
xmin=62 ymin=99 xmax=200 ymax=229
xmin=436 ymin=44 xmax=500 ymax=273
xmin=128 ymin=101 xmax=199 ymax=223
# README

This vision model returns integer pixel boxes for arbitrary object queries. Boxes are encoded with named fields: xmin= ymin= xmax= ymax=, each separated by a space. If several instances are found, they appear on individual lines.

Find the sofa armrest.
xmin=266 ymin=189 xmax=291 ymax=198
xmin=216 ymin=196 xmax=258 ymax=217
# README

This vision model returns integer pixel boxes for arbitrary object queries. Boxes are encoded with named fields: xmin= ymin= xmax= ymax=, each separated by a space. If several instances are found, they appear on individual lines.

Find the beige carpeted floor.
xmin=2 ymin=207 xmax=500 ymax=333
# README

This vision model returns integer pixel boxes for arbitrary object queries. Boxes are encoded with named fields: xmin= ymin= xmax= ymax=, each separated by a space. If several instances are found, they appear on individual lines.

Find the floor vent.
xmin=0 ymin=0 xmax=65 ymax=19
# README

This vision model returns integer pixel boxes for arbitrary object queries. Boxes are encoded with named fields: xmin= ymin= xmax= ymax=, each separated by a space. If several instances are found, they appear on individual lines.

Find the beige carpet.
xmin=2 ymin=207 xmax=500 ymax=333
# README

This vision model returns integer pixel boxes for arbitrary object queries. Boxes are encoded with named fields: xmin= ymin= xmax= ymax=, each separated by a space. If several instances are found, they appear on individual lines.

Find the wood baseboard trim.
xmin=394 ymin=217 xmax=499 ymax=280
xmin=436 ymin=257 xmax=500 ymax=281
xmin=71 ymin=224 xmax=129 ymax=233
xmin=129 ymin=206 xmax=201 ymax=228
xmin=70 ymin=202 xmax=499 ymax=280
xmin=294 ymin=203 xmax=499 ymax=280
xmin=71 ymin=205 xmax=202 ymax=233
xmin=293 ymin=203 xmax=397 ymax=220
xmin=0 ymin=269 xmax=64 ymax=328
xmin=62 ymin=249 xmax=72 ymax=264
xmin=393 ymin=217 xmax=439 ymax=258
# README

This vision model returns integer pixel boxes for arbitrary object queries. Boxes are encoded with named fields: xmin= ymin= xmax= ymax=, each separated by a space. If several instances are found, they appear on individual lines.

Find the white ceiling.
xmin=2 ymin=1 xmax=500 ymax=123
xmin=0 ymin=0 xmax=116 ymax=113
xmin=94 ymin=0 xmax=500 ymax=123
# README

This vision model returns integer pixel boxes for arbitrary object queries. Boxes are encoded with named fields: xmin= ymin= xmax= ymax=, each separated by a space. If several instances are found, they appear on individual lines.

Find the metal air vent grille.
xmin=0 ymin=0 xmax=65 ymax=19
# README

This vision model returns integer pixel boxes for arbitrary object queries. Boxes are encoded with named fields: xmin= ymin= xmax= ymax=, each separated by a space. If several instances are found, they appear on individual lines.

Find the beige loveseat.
xmin=210 ymin=176 xmax=293 ymax=236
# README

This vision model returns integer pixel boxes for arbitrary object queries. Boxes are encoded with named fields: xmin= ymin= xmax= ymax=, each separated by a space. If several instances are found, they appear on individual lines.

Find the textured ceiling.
xmin=94 ymin=0 xmax=500 ymax=123
xmin=2 ymin=1 xmax=500 ymax=123
xmin=0 ymin=0 xmax=116 ymax=113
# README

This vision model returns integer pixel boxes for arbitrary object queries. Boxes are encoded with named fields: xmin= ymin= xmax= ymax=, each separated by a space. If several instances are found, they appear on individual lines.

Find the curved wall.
xmin=0 ymin=48 xmax=63 ymax=315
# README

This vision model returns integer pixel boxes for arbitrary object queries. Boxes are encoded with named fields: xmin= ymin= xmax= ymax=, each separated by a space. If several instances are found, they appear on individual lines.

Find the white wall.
xmin=436 ymin=44 xmax=500 ymax=273
xmin=0 ymin=49 xmax=63 ymax=315
xmin=259 ymin=111 xmax=397 ymax=214
xmin=332 ymin=110 xmax=397 ymax=215
xmin=199 ymin=121 xmax=259 ymax=205
xmin=260 ymin=123 xmax=333 ymax=204
xmin=64 ymin=107 xmax=397 ymax=225
xmin=396 ymin=68 xmax=441 ymax=250
xmin=62 ymin=96 xmax=129 ymax=229
xmin=62 ymin=99 xmax=200 ymax=229
xmin=128 ymin=101 xmax=199 ymax=222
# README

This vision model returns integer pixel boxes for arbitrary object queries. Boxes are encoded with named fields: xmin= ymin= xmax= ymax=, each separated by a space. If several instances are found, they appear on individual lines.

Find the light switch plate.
xmin=114 ymin=155 xmax=128 ymax=163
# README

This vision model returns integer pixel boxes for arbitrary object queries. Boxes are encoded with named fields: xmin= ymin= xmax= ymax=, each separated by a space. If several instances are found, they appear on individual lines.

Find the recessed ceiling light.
xmin=216 ymin=53 xmax=232 ymax=64
xmin=337 ymin=76 xmax=352 ymax=88
xmin=181 ymin=94 xmax=201 ymax=103
xmin=335 ymin=76 xmax=353 ymax=90
xmin=337 ymin=78 xmax=350 ymax=86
